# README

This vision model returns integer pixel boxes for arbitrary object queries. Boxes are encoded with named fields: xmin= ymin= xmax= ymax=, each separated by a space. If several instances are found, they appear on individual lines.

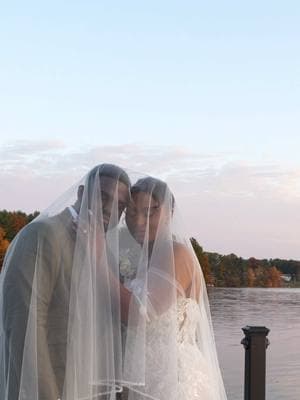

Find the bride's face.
xmin=125 ymin=191 xmax=168 ymax=244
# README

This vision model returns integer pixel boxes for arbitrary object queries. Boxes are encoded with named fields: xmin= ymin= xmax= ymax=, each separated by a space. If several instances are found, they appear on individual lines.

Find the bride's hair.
xmin=130 ymin=177 xmax=175 ymax=212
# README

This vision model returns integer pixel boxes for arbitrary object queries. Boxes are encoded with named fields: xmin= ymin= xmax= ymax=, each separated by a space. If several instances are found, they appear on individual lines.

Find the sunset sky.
xmin=0 ymin=1 xmax=299 ymax=259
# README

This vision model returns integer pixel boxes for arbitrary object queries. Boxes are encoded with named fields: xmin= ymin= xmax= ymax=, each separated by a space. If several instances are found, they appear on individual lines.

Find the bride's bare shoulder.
xmin=173 ymin=242 xmax=200 ymax=292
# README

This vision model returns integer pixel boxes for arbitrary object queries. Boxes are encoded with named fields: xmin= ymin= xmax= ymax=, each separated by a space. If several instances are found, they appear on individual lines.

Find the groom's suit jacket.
xmin=3 ymin=208 xmax=77 ymax=400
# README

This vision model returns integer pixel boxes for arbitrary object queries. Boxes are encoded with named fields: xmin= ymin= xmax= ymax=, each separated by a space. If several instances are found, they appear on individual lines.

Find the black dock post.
xmin=241 ymin=326 xmax=270 ymax=400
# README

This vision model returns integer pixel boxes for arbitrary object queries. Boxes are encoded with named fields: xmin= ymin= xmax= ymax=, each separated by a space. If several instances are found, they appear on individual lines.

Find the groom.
xmin=1 ymin=164 xmax=131 ymax=400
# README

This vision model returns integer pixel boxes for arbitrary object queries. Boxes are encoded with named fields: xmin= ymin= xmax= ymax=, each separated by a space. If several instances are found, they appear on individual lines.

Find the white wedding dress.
xmin=128 ymin=297 xmax=215 ymax=400
xmin=176 ymin=297 xmax=215 ymax=399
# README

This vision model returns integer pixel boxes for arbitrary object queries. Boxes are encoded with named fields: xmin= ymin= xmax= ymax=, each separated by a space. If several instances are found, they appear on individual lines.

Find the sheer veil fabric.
xmin=0 ymin=165 xmax=227 ymax=400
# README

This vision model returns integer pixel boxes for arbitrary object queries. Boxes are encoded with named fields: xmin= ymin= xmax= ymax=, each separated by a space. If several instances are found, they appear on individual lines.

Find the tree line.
xmin=191 ymin=238 xmax=300 ymax=287
xmin=0 ymin=210 xmax=299 ymax=288
xmin=0 ymin=210 xmax=39 ymax=268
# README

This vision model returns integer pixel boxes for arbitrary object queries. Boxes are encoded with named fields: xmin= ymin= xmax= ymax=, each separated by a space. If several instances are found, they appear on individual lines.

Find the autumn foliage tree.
xmin=0 ymin=227 xmax=9 ymax=270
xmin=266 ymin=266 xmax=282 ymax=287
xmin=247 ymin=268 xmax=256 ymax=287
xmin=190 ymin=238 xmax=213 ymax=285
xmin=0 ymin=210 xmax=39 ymax=271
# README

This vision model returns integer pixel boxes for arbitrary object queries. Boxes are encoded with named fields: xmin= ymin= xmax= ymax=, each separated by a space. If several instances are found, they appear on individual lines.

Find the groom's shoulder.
xmin=15 ymin=214 xmax=60 ymax=244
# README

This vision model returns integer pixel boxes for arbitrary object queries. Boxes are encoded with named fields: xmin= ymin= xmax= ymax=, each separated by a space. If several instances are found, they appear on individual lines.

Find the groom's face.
xmin=99 ymin=176 xmax=130 ymax=232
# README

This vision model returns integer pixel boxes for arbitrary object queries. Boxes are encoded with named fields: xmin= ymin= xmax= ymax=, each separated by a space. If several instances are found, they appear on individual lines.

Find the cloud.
xmin=3 ymin=139 xmax=65 ymax=154
xmin=0 ymin=140 xmax=299 ymax=259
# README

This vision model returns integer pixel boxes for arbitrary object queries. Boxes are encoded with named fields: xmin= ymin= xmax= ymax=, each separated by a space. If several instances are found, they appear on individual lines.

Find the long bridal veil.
xmin=120 ymin=176 xmax=227 ymax=400
xmin=0 ymin=166 xmax=227 ymax=400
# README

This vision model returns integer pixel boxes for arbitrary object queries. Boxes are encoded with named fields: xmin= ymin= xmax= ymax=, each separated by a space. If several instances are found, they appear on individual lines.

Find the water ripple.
xmin=209 ymin=288 xmax=300 ymax=400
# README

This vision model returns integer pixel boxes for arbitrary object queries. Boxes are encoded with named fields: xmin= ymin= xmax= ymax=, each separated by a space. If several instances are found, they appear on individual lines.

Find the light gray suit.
xmin=3 ymin=208 xmax=76 ymax=400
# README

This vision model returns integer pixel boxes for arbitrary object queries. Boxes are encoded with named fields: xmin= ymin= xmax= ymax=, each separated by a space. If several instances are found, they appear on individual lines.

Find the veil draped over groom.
xmin=0 ymin=165 xmax=227 ymax=400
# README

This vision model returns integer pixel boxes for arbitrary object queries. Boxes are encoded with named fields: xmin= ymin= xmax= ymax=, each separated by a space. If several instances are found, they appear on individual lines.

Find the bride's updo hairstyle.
xmin=130 ymin=176 xmax=175 ymax=214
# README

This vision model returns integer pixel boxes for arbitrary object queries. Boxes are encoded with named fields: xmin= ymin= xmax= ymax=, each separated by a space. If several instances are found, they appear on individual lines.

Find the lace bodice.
xmin=176 ymin=297 xmax=200 ymax=345
xmin=129 ymin=297 xmax=216 ymax=400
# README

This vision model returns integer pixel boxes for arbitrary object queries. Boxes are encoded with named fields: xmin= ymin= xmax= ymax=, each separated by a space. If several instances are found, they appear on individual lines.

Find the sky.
xmin=0 ymin=1 xmax=299 ymax=259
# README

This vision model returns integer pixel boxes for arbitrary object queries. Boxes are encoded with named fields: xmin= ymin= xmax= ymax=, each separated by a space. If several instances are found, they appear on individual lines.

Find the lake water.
xmin=209 ymin=287 xmax=300 ymax=400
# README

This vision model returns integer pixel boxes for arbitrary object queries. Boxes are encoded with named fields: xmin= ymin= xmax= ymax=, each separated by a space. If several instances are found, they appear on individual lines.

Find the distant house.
xmin=281 ymin=274 xmax=292 ymax=282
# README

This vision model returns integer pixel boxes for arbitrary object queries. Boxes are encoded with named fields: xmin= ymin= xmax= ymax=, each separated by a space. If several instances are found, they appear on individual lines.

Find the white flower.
xmin=119 ymin=248 xmax=138 ymax=282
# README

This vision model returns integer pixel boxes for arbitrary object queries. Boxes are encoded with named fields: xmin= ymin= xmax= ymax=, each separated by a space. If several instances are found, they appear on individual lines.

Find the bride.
xmin=118 ymin=176 xmax=227 ymax=400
